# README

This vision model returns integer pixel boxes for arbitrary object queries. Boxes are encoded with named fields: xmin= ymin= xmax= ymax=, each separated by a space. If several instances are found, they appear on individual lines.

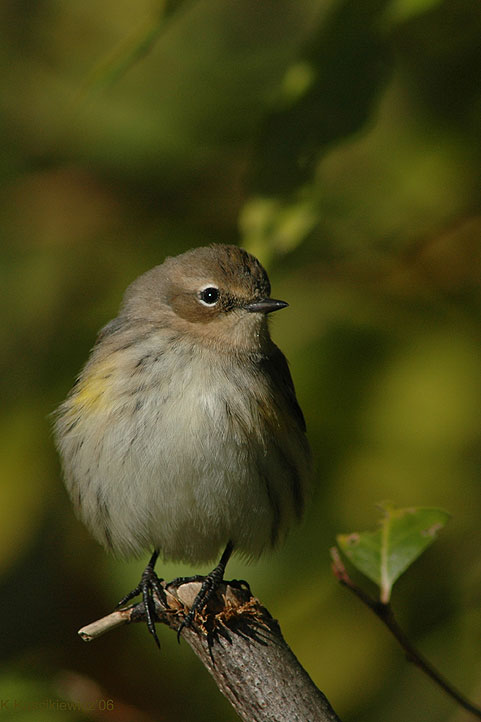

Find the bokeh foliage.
xmin=1 ymin=1 xmax=481 ymax=720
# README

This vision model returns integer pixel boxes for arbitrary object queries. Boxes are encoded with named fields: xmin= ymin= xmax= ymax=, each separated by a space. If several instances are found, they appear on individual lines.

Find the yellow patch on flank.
xmin=70 ymin=363 xmax=115 ymax=412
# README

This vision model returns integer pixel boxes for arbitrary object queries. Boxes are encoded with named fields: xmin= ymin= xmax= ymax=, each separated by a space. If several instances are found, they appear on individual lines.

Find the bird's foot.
xmin=115 ymin=551 xmax=165 ymax=648
xmin=169 ymin=573 xmax=205 ymax=586
xmin=174 ymin=542 xmax=234 ymax=642
xmin=175 ymin=567 xmax=225 ymax=641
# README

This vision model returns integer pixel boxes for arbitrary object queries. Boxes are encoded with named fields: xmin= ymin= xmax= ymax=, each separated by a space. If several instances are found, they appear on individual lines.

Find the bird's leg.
xmin=176 ymin=541 xmax=234 ymax=641
xmin=115 ymin=550 xmax=165 ymax=648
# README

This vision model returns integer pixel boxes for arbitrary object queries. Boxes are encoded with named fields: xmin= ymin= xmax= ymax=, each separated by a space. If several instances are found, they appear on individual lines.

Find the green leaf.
xmin=383 ymin=0 xmax=445 ymax=27
xmin=337 ymin=504 xmax=450 ymax=603
xmin=77 ymin=0 xmax=189 ymax=98
xmin=251 ymin=0 xmax=392 ymax=196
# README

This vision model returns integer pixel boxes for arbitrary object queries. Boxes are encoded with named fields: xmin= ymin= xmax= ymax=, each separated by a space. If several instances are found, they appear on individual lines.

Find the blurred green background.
xmin=1 ymin=0 xmax=481 ymax=720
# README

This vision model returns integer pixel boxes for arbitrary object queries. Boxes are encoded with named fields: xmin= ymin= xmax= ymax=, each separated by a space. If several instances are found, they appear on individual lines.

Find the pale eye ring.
xmin=198 ymin=286 xmax=220 ymax=306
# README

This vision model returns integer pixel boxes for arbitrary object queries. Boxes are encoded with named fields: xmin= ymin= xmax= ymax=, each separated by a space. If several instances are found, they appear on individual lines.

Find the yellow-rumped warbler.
xmin=54 ymin=244 xmax=311 ymax=644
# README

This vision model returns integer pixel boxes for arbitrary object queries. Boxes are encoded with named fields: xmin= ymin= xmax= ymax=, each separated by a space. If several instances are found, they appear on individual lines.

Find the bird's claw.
xmin=175 ymin=565 xmax=226 ymax=642
xmin=116 ymin=552 xmax=165 ymax=648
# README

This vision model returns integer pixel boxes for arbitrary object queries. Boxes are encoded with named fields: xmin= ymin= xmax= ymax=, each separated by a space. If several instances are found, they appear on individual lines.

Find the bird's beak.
xmin=243 ymin=298 xmax=288 ymax=314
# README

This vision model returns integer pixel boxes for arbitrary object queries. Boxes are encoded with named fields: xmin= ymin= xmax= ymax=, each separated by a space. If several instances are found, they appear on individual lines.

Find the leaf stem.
xmin=379 ymin=512 xmax=391 ymax=604
xmin=330 ymin=547 xmax=481 ymax=719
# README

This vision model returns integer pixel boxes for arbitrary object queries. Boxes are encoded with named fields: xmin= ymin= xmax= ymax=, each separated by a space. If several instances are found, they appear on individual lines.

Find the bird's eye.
xmin=198 ymin=286 xmax=220 ymax=306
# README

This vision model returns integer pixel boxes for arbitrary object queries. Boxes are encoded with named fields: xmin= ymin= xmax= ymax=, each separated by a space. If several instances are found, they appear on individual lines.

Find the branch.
xmin=79 ymin=579 xmax=342 ymax=722
xmin=330 ymin=547 xmax=481 ymax=720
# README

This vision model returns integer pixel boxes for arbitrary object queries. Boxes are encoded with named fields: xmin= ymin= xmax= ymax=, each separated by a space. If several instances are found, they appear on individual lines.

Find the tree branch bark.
xmin=78 ymin=580 xmax=342 ymax=722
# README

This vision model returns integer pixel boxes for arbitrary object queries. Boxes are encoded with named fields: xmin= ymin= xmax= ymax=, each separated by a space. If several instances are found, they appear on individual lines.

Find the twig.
xmin=330 ymin=546 xmax=481 ymax=720
xmin=78 ymin=579 xmax=342 ymax=722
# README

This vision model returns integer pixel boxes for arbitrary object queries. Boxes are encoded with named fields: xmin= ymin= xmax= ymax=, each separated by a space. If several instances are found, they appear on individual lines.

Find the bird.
xmin=54 ymin=244 xmax=311 ymax=645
